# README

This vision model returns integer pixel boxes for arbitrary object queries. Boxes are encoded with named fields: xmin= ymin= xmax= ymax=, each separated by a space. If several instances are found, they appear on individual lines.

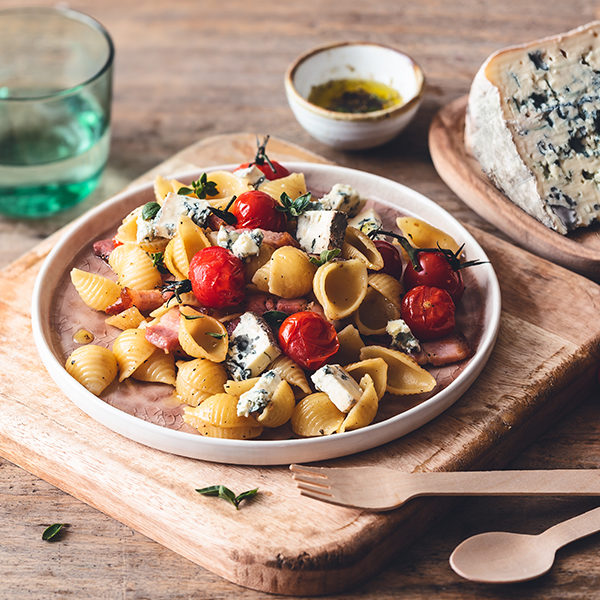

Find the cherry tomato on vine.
xmin=232 ymin=190 xmax=286 ymax=231
xmin=403 ymin=250 xmax=464 ymax=302
xmin=400 ymin=285 xmax=455 ymax=341
xmin=278 ymin=311 xmax=339 ymax=370
xmin=189 ymin=246 xmax=246 ymax=309
xmin=236 ymin=134 xmax=290 ymax=181
xmin=373 ymin=240 xmax=403 ymax=279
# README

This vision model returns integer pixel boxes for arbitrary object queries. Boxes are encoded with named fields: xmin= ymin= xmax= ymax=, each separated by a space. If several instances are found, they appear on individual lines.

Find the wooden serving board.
xmin=429 ymin=95 xmax=600 ymax=281
xmin=2 ymin=134 xmax=600 ymax=596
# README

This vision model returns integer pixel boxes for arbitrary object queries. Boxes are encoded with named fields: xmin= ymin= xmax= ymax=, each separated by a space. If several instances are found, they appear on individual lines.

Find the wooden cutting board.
xmin=2 ymin=134 xmax=600 ymax=596
xmin=429 ymin=96 xmax=600 ymax=281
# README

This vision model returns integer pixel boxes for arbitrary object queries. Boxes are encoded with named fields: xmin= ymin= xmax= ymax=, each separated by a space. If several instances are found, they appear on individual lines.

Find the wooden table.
xmin=1 ymin=0 xmax=599 ymax=597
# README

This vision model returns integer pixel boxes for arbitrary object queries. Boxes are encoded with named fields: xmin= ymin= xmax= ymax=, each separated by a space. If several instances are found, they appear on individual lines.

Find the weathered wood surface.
xmin=429 ymin=96 xmax=600 ymax=280
xmin=2 ymin=0 xmax=600 ymax=598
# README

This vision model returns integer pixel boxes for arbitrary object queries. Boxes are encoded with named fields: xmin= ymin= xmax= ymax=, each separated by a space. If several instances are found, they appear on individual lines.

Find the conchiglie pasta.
xmin=132 ymin=349 xmax=176 ymax=385
xmin=335 ymin=324 xmax=365 ymax=365
xmin=345 ymin=357 xmax=388 ymax=400
xmin=313 ymin=259 xmax=368 ymax=320
xmin=205 ymin=170 xmax=251 ymax=199
xmin=266 ymin=246 xmax=316 ymax=298
xmin=359 ymin=346 xmax=436 ymax=395
xmin=342 ymin=226 xmax=384 ymax=270
xmin=178 ymin=306 xmax=228 ymax=361
xmin=112 ymin=328 xmax=156 ymax=382
xmin=367 ymin=273 xmax=403 ymax=308
xmin=105 ymin=306 xmax=146 ymax=330
xmin=154 ymin=174 xmax=188 ymax=203
xmin=65 ymin=345 xmax=118 ymax=395
xmin=268 ymin=355 xmax=311 ymax=394
xmin=396 ymin=216 xmax=461 ymax=255
xmin=163 ymin=216 xmax=212 ymax=280
xmin=244 ymin=243 xmax=276 ymax=280
xmin=115 ymin=207 xmax=140 ymax=244
xmin=176 ymin=358 xmax=227 ymax=407
xmin=108 ymin=243 xmax=162 ymax=290
xmin=224 ymin=378 xmax=260 ymax=397
xmin=353 ymin=287 xmax=400 ymax=335
xmin=260 ymin=172 xmax=307 ymax=202
xmin=257 ymin=380 xmax=295 ymax=428
xmin=291 ymin=393 xmax=345 ymax=437
xmin=70 ymin=268 xmax=121 ymax=312
xmin=338 ymin=374 xmax=379 ymax=432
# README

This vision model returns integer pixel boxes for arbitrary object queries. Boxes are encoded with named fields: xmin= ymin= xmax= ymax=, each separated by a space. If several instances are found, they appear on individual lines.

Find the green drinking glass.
xmin=0 ymin=7 xmax=114 ymax=218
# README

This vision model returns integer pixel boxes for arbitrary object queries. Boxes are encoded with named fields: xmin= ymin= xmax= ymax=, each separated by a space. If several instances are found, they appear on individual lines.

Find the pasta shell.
xmin=257 ymin=380 xmax=295 ymax=428
xmin=353 ymin=287 xmax=400 ymax=335
xmin=70 ymin=268 xmax=121 ymax=312
xmin=191 ymin=393 xmax=261 ymax=429
xmin=313 ymin=259 xmax=368 ymax=320
xmin=112 ymin=328 xmax=156 ymax=382
xmin=268 ymin=246 xmax=316 ymax=298
xmin=334 ymin=325 xmax=364 ymax=365
xmin=178 ymin=306 xmax=229 ymax=362
xmin=176 ymin=358 xmax=227 ymax=407
xmin=342 ymin=226 xmax=384 ymax=270
xmin=109 ymin=243 xmax=162 ymax=290
xmin=268 ymin=355 xmax=311 ymax=394
xmin=291 ymin=393 xmax=345 ymax=437
xmin=133 ymin=349 xmax=176 ymax=385
xmin=359 ymin=346 xmax=436 ymax=395
xmin=396 ymin=216 xmax=461 ymax=255
xmin=368 ymin=273 xmax=403 ymax=308
xmin=251 ymin=262 xmax=271 ymax=293
xmin=338 ymin=374 xmax=379 ymax=432
xmin=244 ymin=243 xmax=276 ymax=281
xmin=115 ymin=207 xmax=140 ymax=244
xmin=154 ymin=174 xmax=188 ymax=203
xmin=205 ymin=170 xmax=251 ymax=199
xmin=105 ymin=306 xmax=146 ymax=330
xmin=345 ymin=358 xmax=388 ymax=400
xmin=65 ymin=345 xmax=118 ymax=395
xmin=163 ymin=216 xmax=212 ymax=280
xmin=224 ymin=378 xmax=261 ymax=396
xmin=260 ymin=172 xmax=307 ymax=202
xmin=182 ymin=409 xmax=263 ymax=439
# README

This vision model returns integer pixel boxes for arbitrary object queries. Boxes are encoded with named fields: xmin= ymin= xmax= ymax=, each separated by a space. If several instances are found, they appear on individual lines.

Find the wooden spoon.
xmin=449 ymin=506 xmax=600 ymax=583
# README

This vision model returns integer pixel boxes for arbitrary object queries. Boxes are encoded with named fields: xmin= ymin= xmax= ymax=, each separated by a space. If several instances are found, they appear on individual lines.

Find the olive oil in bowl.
xmin=308 ymin=78 xmax=402 ymax=114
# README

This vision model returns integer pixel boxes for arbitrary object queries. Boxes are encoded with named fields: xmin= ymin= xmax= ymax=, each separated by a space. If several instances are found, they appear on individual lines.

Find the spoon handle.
xmin=539 ymin=506 xmax=600 ymax=549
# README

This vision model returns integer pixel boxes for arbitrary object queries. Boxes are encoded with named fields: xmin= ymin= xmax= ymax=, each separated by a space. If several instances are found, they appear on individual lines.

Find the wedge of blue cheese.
xmin=466 ymin=21 xmax=600 ymax=234
xmin=311 ymin=364 xmax=363 ymax=413
xmin=233 ymin=164 xmax=266 ymax=188
xmin=217 ymin=226 xmax=263 ymax=259
xmin=386 ymin=318 xmax=421 ymax=354
xmin=317 ymin=184 xmax=364 ymax=216
xmin=236 ymin=370 xmax=282 ymax=417
xmin=348 ymin=208 xmax=383 ymax=237
xmin=295 ymin=210 xmax=347 ymax=255
xmin=226 ymin=312 xmax=281 ymax=381
xmin=136 ymin=192 xmax=211 ymax=243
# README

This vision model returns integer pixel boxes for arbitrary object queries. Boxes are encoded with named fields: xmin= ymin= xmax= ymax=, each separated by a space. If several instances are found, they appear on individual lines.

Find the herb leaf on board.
xmin=196 ymin=485 xmax=259 ymax=509
xmin=42 ymin=523 xmax=68 ymax=542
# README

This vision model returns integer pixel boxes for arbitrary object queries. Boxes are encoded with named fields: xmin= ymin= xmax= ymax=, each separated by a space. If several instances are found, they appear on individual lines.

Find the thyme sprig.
xmin=150 ymin=251 xmax=169 ymax=273
xmin=196 ymin=485 xmax=258 ymax=510
xmin=252 ymin=134 xmax=276 ymax=173
xmin=178 ymin=172 xmax=219 ymax=199
xmin=142 ymin=201 xmax=161 ymax=221
xmin=277 ymin=192 xmax=312 ymax=218
xmin=161 ymin=279 xmax=193 ymax=303
xmin=208 ymin=195 xmax=238 ymax=226
xmin=309 ymin=248 xmax=341 ymax=266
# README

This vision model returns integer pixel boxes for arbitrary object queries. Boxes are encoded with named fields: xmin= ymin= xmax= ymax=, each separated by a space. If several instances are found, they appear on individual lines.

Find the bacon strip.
xmin=145 ymin=307 xmax=181 ymax=352
xmin=246 ymin=293 xmax=277 ymax=316
xmin=276 ymin=298 xmax=308 ymax=314
xmin=106 ymin=288 xmax=165 ymax=315
xmin=416 ymin=333 xmax=472 ymax=367
xmin=93 ymin=238 xmax=116 ymax=262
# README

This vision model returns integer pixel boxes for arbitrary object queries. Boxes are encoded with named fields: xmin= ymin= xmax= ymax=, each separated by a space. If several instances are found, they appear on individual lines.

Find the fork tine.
xmin=295 ymin=480 xmax=333 ymax=494
xmin=291 ymin=473 xmax=331 ymax=488
xmin=289 ymin=464 xmax=328 ymax=478
xmin=296 ymin=482 xmax=335 ymax=497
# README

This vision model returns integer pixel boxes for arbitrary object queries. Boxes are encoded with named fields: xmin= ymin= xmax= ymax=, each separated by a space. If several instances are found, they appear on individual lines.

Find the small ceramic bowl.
xmin=285 ymin=41 xmax=424 ymax=150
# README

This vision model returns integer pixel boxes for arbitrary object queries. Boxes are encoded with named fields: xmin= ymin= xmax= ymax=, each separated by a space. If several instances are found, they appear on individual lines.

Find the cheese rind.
xmin=466 ymin=21 xmax=600 ymax=234
xmin=295 ymin=210 xmax=347 ymax=255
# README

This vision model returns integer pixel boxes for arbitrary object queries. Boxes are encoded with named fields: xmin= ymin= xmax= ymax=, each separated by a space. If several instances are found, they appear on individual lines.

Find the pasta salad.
xmin=64 ymin=139 xmax=483 ymax=440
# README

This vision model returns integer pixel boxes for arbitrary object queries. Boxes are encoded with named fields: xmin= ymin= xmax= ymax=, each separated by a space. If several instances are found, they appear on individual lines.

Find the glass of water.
xmin=0 ymin=7 xmax=113 ymax=218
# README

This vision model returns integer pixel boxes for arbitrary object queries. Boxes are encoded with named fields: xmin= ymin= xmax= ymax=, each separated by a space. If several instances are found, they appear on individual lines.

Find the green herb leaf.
xmin=205 ymin=331 xmax=226 ymax=339
xmin=42 ymin=523 xmax=68 ymax=541
xmin=180 ymin=172 xmax=219 ymax=199
xmin=142 ymin=201 xmax=161 ymax=221
xmin=150 ymin=252 xmax=169 ymax=274
xmin=309 ymin=248 xmax=341 ymax=266
xmin=182 ymin=313 xmax=204 ymax=320
xmin=277 ymin=192 xmax=312 ymax=217
xmin=177 ymin=186 xmax=194 ymax=195
xmin=262 ymin=310 xmax=288 ymax=332
xmin=161 ymin=279 xmax=193 ymax=303
xmin=196 ymin=485 xmax=259 ymax=509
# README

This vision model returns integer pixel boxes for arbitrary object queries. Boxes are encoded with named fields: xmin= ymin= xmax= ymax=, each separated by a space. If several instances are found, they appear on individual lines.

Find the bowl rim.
xmin=285 ymin=41 xmax=425 ymax=122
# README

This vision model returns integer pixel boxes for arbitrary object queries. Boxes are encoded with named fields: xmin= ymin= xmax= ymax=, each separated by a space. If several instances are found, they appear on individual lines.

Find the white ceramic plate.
xmin=32 ymin=162 xmax=501 ymax=465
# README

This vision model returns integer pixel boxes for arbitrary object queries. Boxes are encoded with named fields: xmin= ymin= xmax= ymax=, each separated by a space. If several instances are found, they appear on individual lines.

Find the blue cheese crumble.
xmin=311 ymin=364 xmax=363 ymax=413
xmin=348 ymin=208 xmax=383 ymax=237
xmin=386 ymin=318 xmax=421 ymax=354
xmin=318 ymin=184 xmax=364 ymax=216
xmin=236 ymin=370 xmax=282 ymax=417
xmin=217 ymin=226 xmax=263 ymax=259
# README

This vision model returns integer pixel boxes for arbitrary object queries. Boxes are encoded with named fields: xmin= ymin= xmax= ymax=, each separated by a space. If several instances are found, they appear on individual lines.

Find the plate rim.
xmin=32 ymin=161 xmax=501 ymax=465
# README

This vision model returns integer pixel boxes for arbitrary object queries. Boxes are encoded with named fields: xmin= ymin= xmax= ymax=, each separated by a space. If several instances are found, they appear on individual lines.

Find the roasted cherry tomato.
xmin=232 ymin=190 xmax=286 ymax=231
xmin=403 ymin=250 xmax=464 ymax=302
xmin=373 ymin=240 xmax=403 ymax=279
xmin=400 ymin=285 xmax=455 ymax=341
xmin=236 ymin=134 xmax=290 ymax=181
xmin=278 ymin=311 xmax=339 ymax=370
xmin=189 ymin=246 xmax=246 ymax=309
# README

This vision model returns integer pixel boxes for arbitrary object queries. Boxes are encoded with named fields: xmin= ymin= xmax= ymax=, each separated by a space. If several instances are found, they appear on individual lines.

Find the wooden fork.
xmin=289 ymin=465 xmax=600 ymax=511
